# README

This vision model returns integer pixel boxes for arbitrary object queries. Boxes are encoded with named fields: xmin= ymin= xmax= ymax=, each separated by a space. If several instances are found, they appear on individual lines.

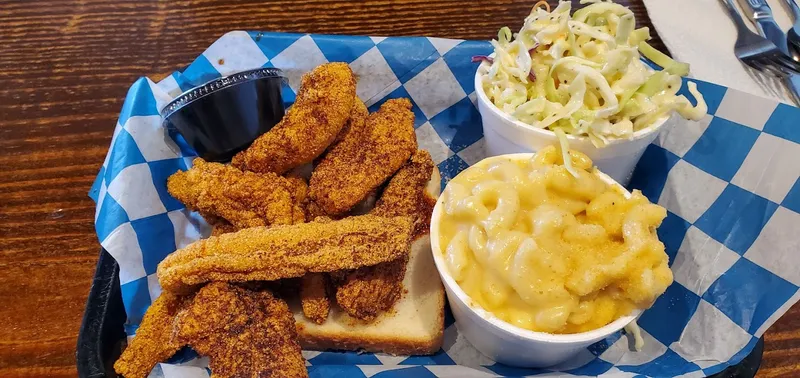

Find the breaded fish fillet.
xmin=176 ymin=282 xmax=307 ymax=378
xmin=167 ymin=158 xmax=307 ymax=229
xmin=309 ymin=98 xmax=417 ymax=215
xmin=335 ymin=150 xmax=435 ymax=321
xmin=157 ymin=215 xmax=414 ymax=294
xmin=113 ymin=292 xmax=192 ymax=378
xmin=232 ymin=62 xmax=356 ymax=174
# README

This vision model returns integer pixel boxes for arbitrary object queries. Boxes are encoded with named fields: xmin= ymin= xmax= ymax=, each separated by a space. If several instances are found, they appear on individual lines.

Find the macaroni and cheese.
xmin=437 ymin=146 xmax=672 ymax=334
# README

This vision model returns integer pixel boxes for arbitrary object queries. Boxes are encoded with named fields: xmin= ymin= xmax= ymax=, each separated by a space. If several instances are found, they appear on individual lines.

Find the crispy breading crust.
xmin=303 ymin=199 xmax=333 ymax=222
xmin=157 ymin=215 xmax=414 ymax=294
xmin=330 ymin=98 xmax=368 ymax=152
xmin=200 ymin=213 xmax=238 ymax=236
xmin=231 ymin=62 xmax=356 ymax=174
xmin=176 ymin=283 xmax=307 ymax=378
xmin=372 ymin=150 xmax=436 ymax=236
xmin=309 ymin=98 xmax=417 ymax=215
xmin=211 ymin=222 xmax=237 ymax=236
xmin=334 ymin=151 xmax=436 ymax=320
xmin=300 ymin=273 xmax=330 ymax=324
xmin=334 ymin=257 xmax=408 ymax=321
xmin=167 ymin=158 xmax=307 ymax=229
xmin=113 ymin=293 xmax=191 ymax=378
xmin=300 ymin=98 xmax=369 ymax=220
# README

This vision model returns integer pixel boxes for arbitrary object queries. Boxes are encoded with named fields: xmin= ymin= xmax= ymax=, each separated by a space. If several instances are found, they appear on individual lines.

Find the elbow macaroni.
xmin=438 ymin=146 xmax=672 ymax=334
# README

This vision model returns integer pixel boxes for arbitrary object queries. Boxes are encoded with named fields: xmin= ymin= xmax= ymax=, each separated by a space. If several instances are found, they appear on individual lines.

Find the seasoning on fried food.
xmin=176 ymin=283 xmax=308 ymax=378
xmin=303 ymin=199 xmax=334 ymax=222
xmin=335 ymin=151 xmax=436 ymax=321
xmin=297 ymin=99 xmax=369 ymax=221
xmin=157 ymin=215 xmax=414 ymax=294
xmin=334 ymin=257 xmax=408 ymax=321
xmin=372 ymin=150 xmax=436 ymax=237
xmin=300 ymin=273 xmax=330 ymax=324
xmin=231 ymin=62 xmax=357 ymax=175
xmin=167 ymin=158 xmax=307 ymax=229
xmin=201 ymin=213 xmax=238 ymax=236
xmin=211 ymin=222 xmax=237 ymax=236
xmin=309 ymin=98 xmax=417 ymax=215
xmin=331 ymin=98 xmax=368 ymax=148
xmin=113 ymin=292 xmax=192 ymax=378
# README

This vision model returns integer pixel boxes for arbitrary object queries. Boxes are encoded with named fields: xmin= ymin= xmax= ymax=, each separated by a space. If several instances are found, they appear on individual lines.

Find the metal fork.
xmin=721 ymin=0 xmax=800 ymax=74
xmin=734 ymin=0 xmax=800 ymax=104
xmin=780 ymin=0 xmax=800 ymax=53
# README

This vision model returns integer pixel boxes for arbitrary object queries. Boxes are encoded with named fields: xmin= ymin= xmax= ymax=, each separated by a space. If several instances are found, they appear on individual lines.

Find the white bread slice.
xmin=291 ymin=167 xmax=444 ymax=356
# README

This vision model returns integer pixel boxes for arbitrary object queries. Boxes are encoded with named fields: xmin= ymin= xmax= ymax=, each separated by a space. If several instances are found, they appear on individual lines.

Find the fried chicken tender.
xmin=335 ymin=151 xmax=435 ymax=321
xmin=372 ymin=150 xmax=436 ymax=234
xmin=232 ymin=63 xmax=357 ymax=175
xmin=334 ymin=258 xmax=407 ymax=321
xmin=167 ymin=158 xmax=307 ymax=229
xmin=332 ymin=98 xmax=368 ymax=150
xmin=176 ymin=282 xmax=307 ymax=378
xmin=300 ymin=273 xmax=330 ymax=324
xmin=298 ymin=99 xmax=369 ymax=220
xmin=310 ymin=98 xmax=417 ymax=215
xmin=158 ymin=215 xmax=414 ymax=294
xmin=114 ymin=292 xmax=191 ymax=378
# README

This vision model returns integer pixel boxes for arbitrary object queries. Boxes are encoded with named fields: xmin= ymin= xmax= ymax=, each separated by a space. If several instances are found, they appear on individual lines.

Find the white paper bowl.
xmin=474 ymin=64 xmax=674 ymax=186
xmin=430 ymin=153 xmax=641 ymax=368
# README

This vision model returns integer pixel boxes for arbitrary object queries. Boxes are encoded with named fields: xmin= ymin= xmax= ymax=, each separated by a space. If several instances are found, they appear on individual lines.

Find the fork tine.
xmin=764 ymin=56 xmax=796 ymax=75
xmin=743 ymin=58 xmax=764 ymax=72
xmin=765 ymin=63 xmax=788 ymax=78
xmin=750 ymin=59 xmax=780 ymax=77
xmin=751 ymin=58 xmax=787 ymax=78
xmin=743 ymin=54 xmax=769 ymax=70
xmin=748 ymin=58 xmax=768 ymax=71
xmin=772 ymin=55 xmax=800 ymax=74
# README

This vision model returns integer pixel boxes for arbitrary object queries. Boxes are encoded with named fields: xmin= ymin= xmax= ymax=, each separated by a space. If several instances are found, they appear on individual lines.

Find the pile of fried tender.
xmin=114 ymin=62 xmax=438 ymax=378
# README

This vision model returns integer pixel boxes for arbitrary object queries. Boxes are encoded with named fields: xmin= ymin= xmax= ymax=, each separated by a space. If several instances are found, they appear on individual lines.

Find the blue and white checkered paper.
xmin=89 ymin=31 xmax=800 ymax=378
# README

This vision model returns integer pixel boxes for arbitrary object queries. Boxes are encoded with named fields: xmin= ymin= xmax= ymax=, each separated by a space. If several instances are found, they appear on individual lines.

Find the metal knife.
xmin=737 ymin=0 xmax=800 ymax=105
xmin=737 ymin=0 xmax=793 ymax=55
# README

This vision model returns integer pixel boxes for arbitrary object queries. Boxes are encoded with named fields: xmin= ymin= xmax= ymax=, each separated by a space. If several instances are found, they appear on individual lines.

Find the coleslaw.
xmin=477 ymin=0 xmax=708 ymax=149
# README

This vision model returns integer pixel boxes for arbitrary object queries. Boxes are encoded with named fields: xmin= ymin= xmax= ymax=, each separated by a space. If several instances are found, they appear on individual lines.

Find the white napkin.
xmin=643 ymin=0 xmax=795 ymax=104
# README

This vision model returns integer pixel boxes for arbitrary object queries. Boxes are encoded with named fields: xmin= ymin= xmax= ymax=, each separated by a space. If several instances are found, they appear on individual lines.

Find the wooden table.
xmin=0 ymin=1 xmax=797 ymax=377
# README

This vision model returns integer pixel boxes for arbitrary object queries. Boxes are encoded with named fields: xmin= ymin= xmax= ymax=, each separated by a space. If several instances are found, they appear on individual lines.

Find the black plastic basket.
xmin=76 ymin=249 xmax=765 ymax=378
xmin=77 ymin=250 xmax=127 ymax=378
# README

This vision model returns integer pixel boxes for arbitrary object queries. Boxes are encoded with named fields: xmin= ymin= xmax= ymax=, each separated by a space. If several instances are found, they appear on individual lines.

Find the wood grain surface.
xmin=0 ymin=1 xmax=797 ymax=377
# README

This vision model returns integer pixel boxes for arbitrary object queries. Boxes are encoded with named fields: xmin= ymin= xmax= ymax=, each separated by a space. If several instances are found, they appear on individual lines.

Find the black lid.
xmin=161 ymin=67 xmax=286 ymax=119
xmin=161 ymin=67 xmax=287 ymax=162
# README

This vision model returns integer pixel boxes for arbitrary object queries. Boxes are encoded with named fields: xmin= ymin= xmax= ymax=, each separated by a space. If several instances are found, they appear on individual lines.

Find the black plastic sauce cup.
xmin=161 ymin=67 xmax=286 ymax=162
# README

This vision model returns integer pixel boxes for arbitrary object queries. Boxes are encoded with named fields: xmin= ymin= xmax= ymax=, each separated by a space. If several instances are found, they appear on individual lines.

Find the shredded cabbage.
xmin=479 ymin=0 xmax=707 ymax=150
xmin=555 ymin=128 xmax=579 ymax=178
